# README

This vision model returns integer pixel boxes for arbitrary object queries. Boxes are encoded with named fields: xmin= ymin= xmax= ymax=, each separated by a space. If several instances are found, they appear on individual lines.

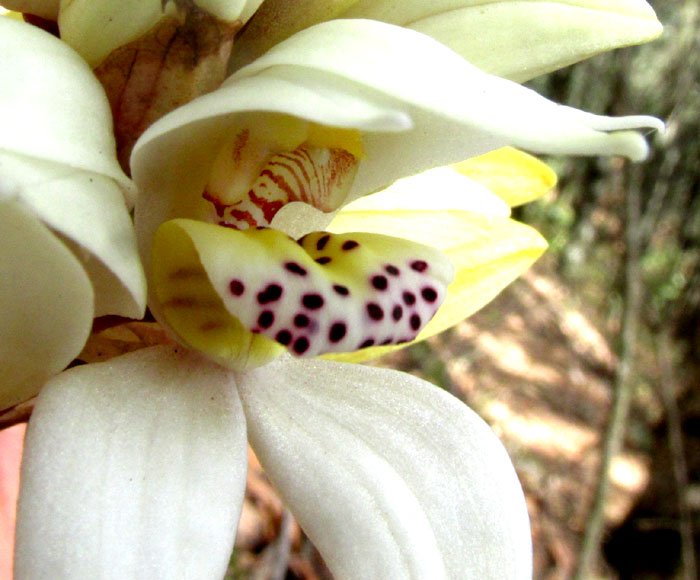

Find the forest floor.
xmin=232 ymin=258 xmax=657 ymax=580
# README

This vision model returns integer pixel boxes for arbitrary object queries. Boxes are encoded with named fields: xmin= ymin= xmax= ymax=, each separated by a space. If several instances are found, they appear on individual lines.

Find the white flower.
xmin=9 ymin=14 xmax=663 ymax=580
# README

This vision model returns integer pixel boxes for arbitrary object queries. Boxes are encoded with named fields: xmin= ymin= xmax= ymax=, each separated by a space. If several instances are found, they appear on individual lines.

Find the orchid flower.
xmin=229 ymin=0 xmax=663 ymax=81
xmin=6 ymin=10 xmax=664 ymax=580
xmin=0 ymin=16 xmax=146 ymax=412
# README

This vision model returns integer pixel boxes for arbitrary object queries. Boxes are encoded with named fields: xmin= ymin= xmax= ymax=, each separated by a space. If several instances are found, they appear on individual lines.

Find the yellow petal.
xmin=453 ymin=147 xmax=557 ymax=207
xmin=325 ymin=209 xmax=547 ymax=362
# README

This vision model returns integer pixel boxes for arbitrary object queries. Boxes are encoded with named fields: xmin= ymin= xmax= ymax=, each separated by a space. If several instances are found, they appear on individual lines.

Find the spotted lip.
xmin=222 ymin=230 xmax=453 ymax=358
xmin=154 ymin=220 xmax=454 ymax=366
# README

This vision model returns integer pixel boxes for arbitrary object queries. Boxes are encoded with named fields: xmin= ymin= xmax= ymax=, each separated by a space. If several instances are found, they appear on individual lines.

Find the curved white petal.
xmin=0 ymin=201 xmax=93 ymax=410
xmin=238 ymin=356 xmax=531 ymax=580
xmin=15 ymin=345 xmax=247 ymax=580
xmin=3 ymin=150 xmax=146 ymax=318
xmin=231 ymin=20 xmax=662 ymax=200
xmin=0 ymin=17 xmax=131 ymax=194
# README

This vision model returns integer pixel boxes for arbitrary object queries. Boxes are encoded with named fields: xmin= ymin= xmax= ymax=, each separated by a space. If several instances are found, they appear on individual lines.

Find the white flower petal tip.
xmin=239 ymin=357 xmax=532 ymax=580
xmin=0 ymin=201 xmax=93 ymax=410
xmin=15 ymin=345 xmax=248 ymax=580
xmin=0 ymin=17 xmax=130 ymax=193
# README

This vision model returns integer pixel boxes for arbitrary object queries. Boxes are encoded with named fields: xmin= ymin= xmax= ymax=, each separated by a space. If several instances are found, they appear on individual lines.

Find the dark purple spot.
xmin=316 ymin=235 xmax=330 ymax=251
xmin=397 ymin=337 xmax=412 ymax=344
xmin=342 ymin=240 xmax=359 ymax=251
xmin=371 ymin=275 xmax=388 ymax=290
xmin=285 ymin=262 xmax=307 ymax=276
xmin=257 ymin=284 xmax=283 ymax=304
xmin=315 ymin=256 xmax=332 ymax=265
xmin=302 ymin=293 xmax=324 ymax=309
xmin=333 ymin=284 xmax=349 ymax=296
xmin=329 ymin=322 xmax=347 ymax=343
xmin=367 ymin=303 xmax=384 ymax=321
xmin=403 ymin=291 xmax=416 ymax=306
xmin=380 ymin=338 xmax=393 ymax=345
xmin=392 ymin=305 xmax=403 ymax=321
xmin=410 ymin=260 xmax=428 ymax=272
xmin=275 ymin=330 xmax=292 ymax=345
xmin=358 ymin=338 xmax=375 ymax=349
xmin=258 ymin=311 xmax=274 ymax=329
xmin=294 ymin=314 xmax=310 ymax=328
xmin=421 ymin=287 xmax=438 ymax=303
xmin=410 ymin=314 xmax=421 ymax=331
xmin=229 ymin=280 xmax=245 ymax=296
xmin=293 ymin=337 xmax=310 ymax=354
xmin=385 ymin=265 xmax=400 ymax=276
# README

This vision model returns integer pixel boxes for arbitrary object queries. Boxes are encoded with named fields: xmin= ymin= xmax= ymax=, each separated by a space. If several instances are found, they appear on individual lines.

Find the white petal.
xmin=194 ymin=0 xmax=265 ymax=23
xmin=59 ymin=0 xmax=265 ymax=67
xmin=15 ymin=346 xmax=248 ymax=580
xmin=2 ymin=150 xmax=146 ymax=318
xmin=343 ymin=0 xmax=660 ymax=25
xmin=0 ymin=0 xmax=58 ymax=19
xmin=345 ymin=0 xmax=663 ymax=82
xmin=231 ymin=20 xmax=663 ymax=201
xmin=0 ymin=17 xmax=131 ymax=194
xmin=58 ymin=0 xmax=165 ymax=67
xmin=229 ymin=0 xmax=662 ymax=80
xmin=0 ymin=201 xmax=93 ymax=409
xmin=238 ymin=356 xmax=531 ymax=579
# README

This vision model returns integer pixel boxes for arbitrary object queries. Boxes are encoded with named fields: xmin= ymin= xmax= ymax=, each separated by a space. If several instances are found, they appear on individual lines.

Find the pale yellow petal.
xmin=453 ymin=147 xmax=557 ymax=207
xmin=326 ymin=210 xmax=547 ymax=361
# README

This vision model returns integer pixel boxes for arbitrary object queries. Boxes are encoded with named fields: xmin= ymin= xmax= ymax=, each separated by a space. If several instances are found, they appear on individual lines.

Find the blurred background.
xmin=228 ymin=1 xmax=700 ymax=578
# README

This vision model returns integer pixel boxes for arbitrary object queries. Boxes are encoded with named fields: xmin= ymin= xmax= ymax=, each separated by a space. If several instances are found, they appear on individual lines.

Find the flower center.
xmin=202 ymin=117 xmax=363 ymax=229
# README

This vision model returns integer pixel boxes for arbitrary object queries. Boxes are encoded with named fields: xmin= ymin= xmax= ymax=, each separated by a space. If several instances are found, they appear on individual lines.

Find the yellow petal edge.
xmin=453 ymin=147 xmax=557 ymax=207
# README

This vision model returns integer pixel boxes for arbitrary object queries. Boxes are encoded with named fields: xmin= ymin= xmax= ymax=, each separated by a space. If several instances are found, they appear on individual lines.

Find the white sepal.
xmin=3 ymin=150 xmax=146 ymax=318
xmin=343 ymin=0 xmax=663 ymax=82
xmin=15 ymin=346 xmax=248 ymax=580
xmin=238 ymin=356 xmax=532 ymax=580
xmin=0 ymin=201 xmax=93 ymax=409
xmin=0 ymin=17 xmax=131 ymax=195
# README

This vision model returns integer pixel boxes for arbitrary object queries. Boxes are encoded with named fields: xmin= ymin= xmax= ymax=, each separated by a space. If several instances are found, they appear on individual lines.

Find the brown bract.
xmin=94 ymin=2 xmax=242 ymax=173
